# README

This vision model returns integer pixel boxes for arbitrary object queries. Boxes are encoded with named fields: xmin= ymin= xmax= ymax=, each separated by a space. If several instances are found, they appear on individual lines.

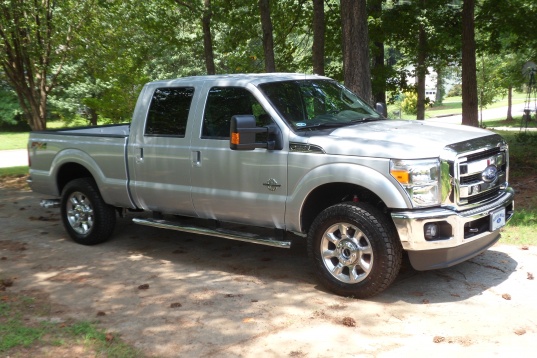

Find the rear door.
xmin=129 ymin=86 xmax=196 ymax=215
xmin=190 ymin=85 xmax=288 ymax=229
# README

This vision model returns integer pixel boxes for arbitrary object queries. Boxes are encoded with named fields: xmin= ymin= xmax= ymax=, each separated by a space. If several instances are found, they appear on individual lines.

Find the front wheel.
xmin=60 ymin=178 xmax=116 ymax=245
xmin=307 ymin=203 xmax=402 ymax=298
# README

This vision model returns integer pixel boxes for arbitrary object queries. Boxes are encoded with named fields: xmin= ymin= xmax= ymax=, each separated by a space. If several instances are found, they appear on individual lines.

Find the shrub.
xmin=447 ymin=84 xmax=462 ymax=97
xmin=401 ymin=91 xmax=418 ymax=115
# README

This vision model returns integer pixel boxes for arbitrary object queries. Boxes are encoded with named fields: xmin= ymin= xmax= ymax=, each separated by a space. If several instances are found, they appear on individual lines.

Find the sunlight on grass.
xmin=0 ymin=132 xmax=29 ymax=150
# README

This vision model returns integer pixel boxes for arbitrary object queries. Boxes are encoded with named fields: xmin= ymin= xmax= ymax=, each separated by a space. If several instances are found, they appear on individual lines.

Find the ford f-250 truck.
xmin=28 ymin=73 xmax=514 ymax=298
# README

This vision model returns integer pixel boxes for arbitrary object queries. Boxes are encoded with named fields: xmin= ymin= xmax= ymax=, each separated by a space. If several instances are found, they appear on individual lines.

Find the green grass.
xmin=388 ymin=91 xmax=528 ymax=119
xmin=492 ymin=130 xmax=537 ymax=246
xmin=0 ymin=132 xmax=29 ymax=150
xmin=0 ymin=119 xmax=95 ymax=150
xmin=0 ymin=290 xmax=143 ymax=356
xmin=484 ymin=117 xmax=537 ymax=129
xmin=0 ymin=166 xmax=28 ymax=176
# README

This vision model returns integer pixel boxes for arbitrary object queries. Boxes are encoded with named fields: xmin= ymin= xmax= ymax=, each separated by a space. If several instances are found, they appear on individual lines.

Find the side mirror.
xmin=375 ymin=102 xmax=388 ymax=117
xmin=230 ymin=115 xmax=282 ymax=151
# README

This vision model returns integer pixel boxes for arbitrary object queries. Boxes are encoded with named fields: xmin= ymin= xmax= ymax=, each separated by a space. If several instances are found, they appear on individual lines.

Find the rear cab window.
xmin=145 ymin=87 xmax=195 ymax=137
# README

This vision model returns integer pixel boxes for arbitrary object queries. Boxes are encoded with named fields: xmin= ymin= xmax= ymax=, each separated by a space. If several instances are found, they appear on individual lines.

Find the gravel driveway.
xmin=1 ymin=186 xmax=536 ymax=357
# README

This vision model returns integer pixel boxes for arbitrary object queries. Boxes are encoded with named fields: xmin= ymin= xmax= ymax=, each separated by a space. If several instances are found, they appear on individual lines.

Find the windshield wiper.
xmin=349 ymin=117 xmax=383 ymax=123
xmin=295 ymin=122 xmax=349 ymax=130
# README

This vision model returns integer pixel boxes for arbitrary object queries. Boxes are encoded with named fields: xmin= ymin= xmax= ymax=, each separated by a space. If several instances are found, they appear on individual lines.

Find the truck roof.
xmin=146 ymin=73 xmax=330 ymax=88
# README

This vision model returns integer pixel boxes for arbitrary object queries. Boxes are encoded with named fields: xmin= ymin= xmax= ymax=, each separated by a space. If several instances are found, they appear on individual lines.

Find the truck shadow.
xmin=375 ymin=248 xmax=518 ymax=304
xmin=111 ymin=217 xmax=517 ymax=304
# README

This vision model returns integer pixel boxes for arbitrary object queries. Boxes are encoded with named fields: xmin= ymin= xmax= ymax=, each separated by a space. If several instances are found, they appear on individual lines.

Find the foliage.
xmin=0 ymin=0 xmax=94 ymax=130
xmin=401 ymin=91 xmax=418 ymax=115
xmin=447 ymin=84 xmax=462 ymax=97
xmin=1 ymin=0 xmax=536 ymax=126
xmin=0 ymin=87 xmax=22 ymax=125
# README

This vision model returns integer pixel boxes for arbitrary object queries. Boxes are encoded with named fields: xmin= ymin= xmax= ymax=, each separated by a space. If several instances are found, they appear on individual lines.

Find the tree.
xmin=461 ymin=0 xmax=479 ymax=127
xmin=368 ymin=0 xmax=386 ymax=104
xmin=175 ymin=0 xmax=216 ymax=75
xmin=259 ymin=0 xmax=276 ymax=72
xmin=0 ymin=0 xmax=86 ymax=130
xmin=383 ymin=1 xmax=461 ymax=119
xmin=478 ymin=0 xmax=537 ymax=121
xmin=340 ymin=0 xmax=372 ymax=101
xmin=312 ymin=0 xmax=325 ymax=75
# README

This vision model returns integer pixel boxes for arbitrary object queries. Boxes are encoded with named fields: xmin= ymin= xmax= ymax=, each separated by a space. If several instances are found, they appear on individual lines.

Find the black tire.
xmin=60 ymin=177 xmax=116 ymax=245
xmin=307 ymin=202 xmax=402 ymax=298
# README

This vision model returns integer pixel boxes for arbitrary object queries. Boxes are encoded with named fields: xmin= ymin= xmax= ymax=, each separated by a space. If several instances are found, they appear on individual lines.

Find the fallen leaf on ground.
xmin=527 ymin=272 xmax=534 ymax=280
xmin=502 ymin=293 xmax=511 ymax=300
xmin=342 ymin=317 xmax=356 ymax=327
xmin=433 ymin=336 xmax=445 ymax=343
xmin=514 ymin=329 xmax=526 ymax=336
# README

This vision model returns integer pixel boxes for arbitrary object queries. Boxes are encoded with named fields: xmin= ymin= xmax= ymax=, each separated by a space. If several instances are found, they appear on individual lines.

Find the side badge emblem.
xmin=263 ymin=178 xmax=281 ymax=191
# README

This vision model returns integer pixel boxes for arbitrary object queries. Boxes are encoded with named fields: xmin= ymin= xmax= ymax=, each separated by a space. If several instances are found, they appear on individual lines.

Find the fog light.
xmin=424 ymin=223 xmax=439 ymax=240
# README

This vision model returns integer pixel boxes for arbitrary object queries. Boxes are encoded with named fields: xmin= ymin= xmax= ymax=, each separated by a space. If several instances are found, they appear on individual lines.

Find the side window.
xmin=145 ymin=87 xmax=194 ymax=137
xmin=202 ymin=87 xmax=272 ymax=139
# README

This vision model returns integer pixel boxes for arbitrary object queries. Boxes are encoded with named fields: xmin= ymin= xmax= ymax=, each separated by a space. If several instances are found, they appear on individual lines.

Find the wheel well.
xmin=56 ymin=163 xmax=94 ymax=194
xmin=301 ymin=183 xmax=387 ymax=233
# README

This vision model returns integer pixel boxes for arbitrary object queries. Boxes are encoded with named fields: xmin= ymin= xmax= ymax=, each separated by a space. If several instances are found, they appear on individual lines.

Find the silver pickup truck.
xmin=28 ymin=73 xmax=514 ymax=298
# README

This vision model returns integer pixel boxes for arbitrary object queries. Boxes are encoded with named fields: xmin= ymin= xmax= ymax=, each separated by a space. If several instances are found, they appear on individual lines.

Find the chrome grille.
xmin=441 ymin=135 xmax=509 ymax=210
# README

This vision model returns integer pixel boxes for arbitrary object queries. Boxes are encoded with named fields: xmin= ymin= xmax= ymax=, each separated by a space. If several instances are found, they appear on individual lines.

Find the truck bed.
xmin=28 ymin=124 xmax=133 ymax=207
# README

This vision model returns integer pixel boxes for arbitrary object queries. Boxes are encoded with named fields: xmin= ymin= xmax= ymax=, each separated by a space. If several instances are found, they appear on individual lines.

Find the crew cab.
xmin=28 ymin=73 xmax=514 ymax=297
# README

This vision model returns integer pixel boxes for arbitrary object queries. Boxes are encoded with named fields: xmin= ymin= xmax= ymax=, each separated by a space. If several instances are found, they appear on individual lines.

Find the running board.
xmin=132 ymin=218 xmax=291 ymax=248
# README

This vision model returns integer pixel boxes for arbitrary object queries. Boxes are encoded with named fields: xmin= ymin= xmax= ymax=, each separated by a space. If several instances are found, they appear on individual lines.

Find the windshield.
xmin=258 ymin=79 xmax=383 ymax=130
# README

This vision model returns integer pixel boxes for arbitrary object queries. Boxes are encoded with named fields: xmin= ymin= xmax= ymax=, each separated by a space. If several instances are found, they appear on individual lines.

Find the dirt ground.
xmin=1 ymin=178 xmax=536 ymax=357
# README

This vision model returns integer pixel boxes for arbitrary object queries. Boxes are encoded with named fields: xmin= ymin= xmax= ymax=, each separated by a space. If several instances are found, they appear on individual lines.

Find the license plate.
xmin=490 ymin=207 xmax=506 ymax=231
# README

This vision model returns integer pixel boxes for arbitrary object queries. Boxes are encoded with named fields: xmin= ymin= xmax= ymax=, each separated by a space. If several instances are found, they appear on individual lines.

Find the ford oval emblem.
xmin=481 ymin=165 xmax=498 ymax=183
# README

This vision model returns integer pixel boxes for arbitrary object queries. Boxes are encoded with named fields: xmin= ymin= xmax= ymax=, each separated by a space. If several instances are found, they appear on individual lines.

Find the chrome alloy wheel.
xmin=65 ymin=191 xmax=94 ymax=235
xmin=320 ymin=222 xmax=373 ymax=284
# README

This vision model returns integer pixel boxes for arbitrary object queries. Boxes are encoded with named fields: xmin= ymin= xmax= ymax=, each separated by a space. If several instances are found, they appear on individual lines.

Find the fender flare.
xmin=285 ymin=162 xmax=411 ymax=232
xmin=50 ymin=148 xmax=130 ymax=207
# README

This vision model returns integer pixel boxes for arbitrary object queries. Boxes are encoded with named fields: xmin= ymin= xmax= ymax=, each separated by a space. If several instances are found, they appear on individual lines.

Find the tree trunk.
xmin=202 ymin=0 xmax=216 ymax=75
xmin=340 ymin=0 xmax=372 ymax=102
xmin=416 ymin=22 xmax=427 ymax=120
xmin=369 ymin=0 xmax=385 ymax=104
xmin=312 ymin=0 xmax=325 ymax=76
xmin=259 ymin=0 xmax=276 ymax=72
xmin=435 ymin=67 xmax=443 ymax=105
xmin=461 ymin=0 xmax=479 ymax=127
xmin=506 ymin=85 xmax=513 ymax=121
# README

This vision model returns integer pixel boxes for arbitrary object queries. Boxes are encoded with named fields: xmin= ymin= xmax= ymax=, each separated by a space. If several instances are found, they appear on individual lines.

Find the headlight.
xmin=390 ymin=159 xmax=440 ymax=207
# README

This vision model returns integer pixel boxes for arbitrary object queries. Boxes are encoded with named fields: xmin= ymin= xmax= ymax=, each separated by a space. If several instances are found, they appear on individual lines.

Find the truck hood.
xmin=305 ymin=120 xmax=494 ymax=159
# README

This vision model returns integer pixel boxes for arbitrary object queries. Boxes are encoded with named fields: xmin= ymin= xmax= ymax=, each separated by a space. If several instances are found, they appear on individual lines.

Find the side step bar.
xmin=132 ymin=217 xmax=291 ymax=248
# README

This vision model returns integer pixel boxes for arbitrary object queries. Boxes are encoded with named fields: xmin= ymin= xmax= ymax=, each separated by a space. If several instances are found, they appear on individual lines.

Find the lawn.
xmin=388 ymin=91 xmax=528 ymax=120
xmin=0 ymin=132 xmax=29 ymax=150
xmin=0 ymin=119 xmax=89 ymax=150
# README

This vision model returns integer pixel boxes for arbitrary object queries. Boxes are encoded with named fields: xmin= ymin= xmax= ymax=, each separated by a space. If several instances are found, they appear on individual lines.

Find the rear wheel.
xmin=307 ymin=202 xmax=402 ymax=298
xmin=60 ymin=178 xmax=116 ymax=245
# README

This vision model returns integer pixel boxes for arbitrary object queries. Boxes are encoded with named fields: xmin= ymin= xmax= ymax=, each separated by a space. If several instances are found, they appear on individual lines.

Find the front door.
xmin=190 ymin=86 xmax=288 ymax=228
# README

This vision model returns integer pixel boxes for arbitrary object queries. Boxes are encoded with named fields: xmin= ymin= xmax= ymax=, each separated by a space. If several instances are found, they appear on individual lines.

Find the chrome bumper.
xmin=391 ymin=188 xmax=514 ymax=270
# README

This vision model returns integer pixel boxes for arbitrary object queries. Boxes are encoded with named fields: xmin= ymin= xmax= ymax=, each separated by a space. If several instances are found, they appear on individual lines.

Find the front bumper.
xmin=391 ymin=187 xmax=515 ymax=271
